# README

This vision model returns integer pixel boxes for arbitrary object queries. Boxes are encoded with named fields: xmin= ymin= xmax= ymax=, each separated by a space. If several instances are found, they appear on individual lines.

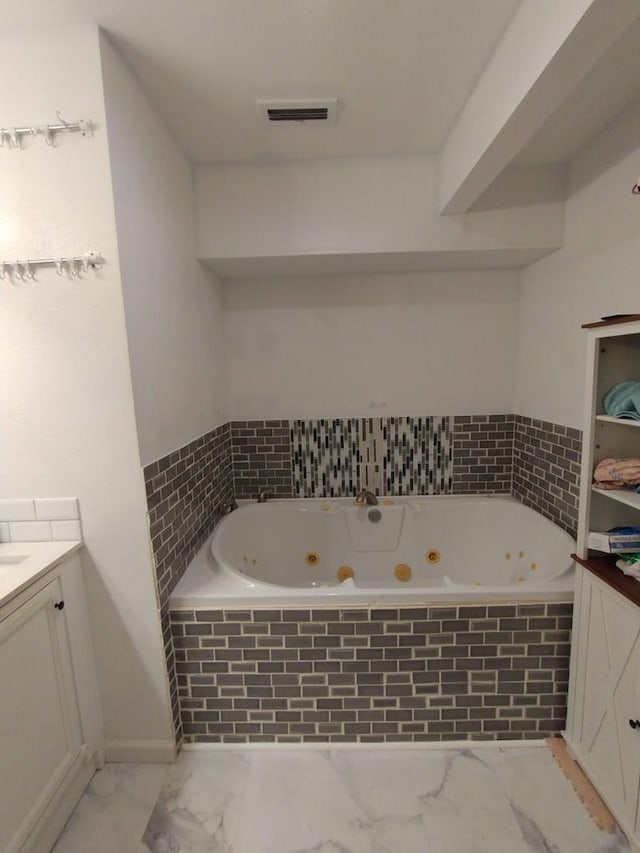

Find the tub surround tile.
xmin=513 ymin=416 xmax=581 ymax=536
xmin=141 ymin=747 xmax=628 ymax=853
xmin=383 ymin=417 xmax=452 ymax=494
xmin=231 ymin=420 xmax=293 ymax=500
xmin=172 ymin=603 xmax=571 ymax=744
xmin=144 ymin=423 xmax=234 ymax=744
xmin=157 ymin=412 xmax=582 ymax=748
xmin=452 ymin=414 xmax=514 ymax=494
xmin=291 ymin=418 xmax=363 ymax=497
xmin=144 ymin=423 xmax=234 ymax=604
xmin=290 ymin=416 xmax=452 ymax=498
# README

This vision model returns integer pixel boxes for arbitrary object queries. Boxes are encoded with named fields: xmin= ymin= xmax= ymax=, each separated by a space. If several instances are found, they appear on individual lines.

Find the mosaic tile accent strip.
xmin=291 ymin=417 xmax=453 ymax=498
xmin=171 ymin=602 xmax=572 ymax=744
xmin=291 ymin=419 xmax=363 ymax=497
xmin=512 ymin=416 xmax=582 ymax=537
xmin=383 ymin=417 xmax=452 ymax=494
xmin=452 ymin=415 xmax=515 ymax=494
xmin=231 ymin=421 xmax=293 ymax=500
xmin=144 ymin=423 xmax=234 ymax=743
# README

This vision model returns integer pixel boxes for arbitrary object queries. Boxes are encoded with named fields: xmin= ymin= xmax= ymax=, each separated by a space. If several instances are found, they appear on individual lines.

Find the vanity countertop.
xmin=0 ymin=540 xmax=83 ymax=609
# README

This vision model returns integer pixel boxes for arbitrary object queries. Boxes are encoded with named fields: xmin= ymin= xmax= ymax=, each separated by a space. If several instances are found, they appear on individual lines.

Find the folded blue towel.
xmin=603 ymin=381 xmax=640 ymax=421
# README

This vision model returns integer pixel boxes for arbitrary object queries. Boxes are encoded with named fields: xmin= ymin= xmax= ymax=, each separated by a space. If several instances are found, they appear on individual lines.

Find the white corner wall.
xmin=225 ymin=271 xmax=519 ymax=419
xmin=515 ymin=103 xmax=640 ymax=428
xmin=99 ymin=34 xmax=227 ymax=466
xmin=0 ymin=27 xmax=174 ymax=752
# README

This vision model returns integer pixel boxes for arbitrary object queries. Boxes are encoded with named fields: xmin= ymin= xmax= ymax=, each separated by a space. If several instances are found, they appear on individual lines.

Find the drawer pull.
xmin=54 ymin=600 xmax=65 ymax=611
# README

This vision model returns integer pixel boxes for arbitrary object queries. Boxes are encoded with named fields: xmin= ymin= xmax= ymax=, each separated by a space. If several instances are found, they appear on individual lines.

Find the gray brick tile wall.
xmin=512 ymin=416 xmax=582 ymax=536
xmin=146 ymin=412 xmax=582 ymax=746
xmin=452 ymin=415 xmax=514 ymax=494
xmin=171 ymin=602 xmax=572 ymax=743
xmin=144 ymin=423 xmax=234 ymax=743
xmin=231 ymin=420 xmax=293 ymax=499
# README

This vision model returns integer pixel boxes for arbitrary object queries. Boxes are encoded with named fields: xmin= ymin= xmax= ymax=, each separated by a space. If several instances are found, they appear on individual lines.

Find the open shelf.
xmin=595 ymin=415 xmax=640 ymax=428
xmin=592 ymin=486 xmax=640 ymax=510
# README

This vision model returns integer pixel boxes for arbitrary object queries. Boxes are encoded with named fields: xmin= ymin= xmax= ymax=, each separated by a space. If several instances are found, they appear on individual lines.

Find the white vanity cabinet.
xmin=566 ymin=315 xmax=640 ymax=852
xmin=0 ymin=549 xmax=102 ymax=853
xmin=566 ymin=565 xmax=640 ymax=850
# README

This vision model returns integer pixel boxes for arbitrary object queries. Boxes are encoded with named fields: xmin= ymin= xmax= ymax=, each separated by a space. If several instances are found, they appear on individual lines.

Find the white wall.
xmin=100 ymin=34 xmax=227 ymax=466
xmin=197 ymin=156 xmax=564 ymax=264
xmin=515 ymin=103 xmax=640 ymax=428
xmin=0 ymin=27 xmax=174 ymax=753
xmin=225 ymin=271 xmax=519 ymax=419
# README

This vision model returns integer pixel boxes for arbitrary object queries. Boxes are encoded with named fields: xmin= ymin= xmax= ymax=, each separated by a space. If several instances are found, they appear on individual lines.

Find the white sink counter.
xmin=0 ymin=540 xmax=82 ymax=608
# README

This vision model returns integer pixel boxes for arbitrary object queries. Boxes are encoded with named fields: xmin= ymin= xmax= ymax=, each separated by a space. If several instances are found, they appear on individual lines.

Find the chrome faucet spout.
xmin=354 ymin=488 xmax=379 ymax=506
xmin=257 ymin=490 xmax=273 ymax=503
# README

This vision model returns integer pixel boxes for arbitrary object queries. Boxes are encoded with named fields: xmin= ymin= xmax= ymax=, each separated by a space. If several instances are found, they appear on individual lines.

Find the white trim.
xmin=104 ymin=739 xmax=176 ymax=763
xmin=182 ymin=738 xmax=547 ymax=752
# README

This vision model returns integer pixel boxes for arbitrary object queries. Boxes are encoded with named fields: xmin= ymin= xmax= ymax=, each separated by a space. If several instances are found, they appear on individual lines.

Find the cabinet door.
xmin=0 ymin=578 xmax=83 ymax=853
xmin=580 ymin=575 xmax=640 ymax=830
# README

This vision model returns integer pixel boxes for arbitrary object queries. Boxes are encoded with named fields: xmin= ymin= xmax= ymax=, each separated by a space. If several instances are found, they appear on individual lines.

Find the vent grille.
xmin=257 ymin=98 xmax=338 ymax=125
xmin=267 ymin=107 xmax=328 ymax=122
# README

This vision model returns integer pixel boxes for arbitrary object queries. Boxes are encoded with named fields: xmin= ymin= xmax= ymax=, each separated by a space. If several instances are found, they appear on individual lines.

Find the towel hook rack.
xmin=0 ymin=253 xmax=104 ymax=282
xmin=0 ymin=113 xmax=93 ymax=149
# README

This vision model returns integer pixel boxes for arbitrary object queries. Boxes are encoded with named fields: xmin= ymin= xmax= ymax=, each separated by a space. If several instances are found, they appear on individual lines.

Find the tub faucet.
xmin=257 ymin=490 xmax=273 ymax=503
xmin=355 ymin=488 xmax=378 ymax=506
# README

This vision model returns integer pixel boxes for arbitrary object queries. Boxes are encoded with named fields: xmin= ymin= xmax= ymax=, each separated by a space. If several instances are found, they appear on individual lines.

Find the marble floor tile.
xmin=52 ymin=763 xmax=169 ymax=853
xmin=142 ymin=751 xmax=251 ymax=852
xmin=140 ymin=746 xmax=631 ymax=853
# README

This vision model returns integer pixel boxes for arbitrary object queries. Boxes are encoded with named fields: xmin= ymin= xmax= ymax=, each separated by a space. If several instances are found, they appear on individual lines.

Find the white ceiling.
xmin=2 ymin=0 xmax=520 ymax=163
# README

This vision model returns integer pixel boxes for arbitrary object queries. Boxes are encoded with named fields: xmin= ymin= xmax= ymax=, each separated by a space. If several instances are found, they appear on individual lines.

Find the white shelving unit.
xmin=576 ymin=316 xmax=640 ymax=557
xmin=566 ymin=315 xmax=640 ymax=853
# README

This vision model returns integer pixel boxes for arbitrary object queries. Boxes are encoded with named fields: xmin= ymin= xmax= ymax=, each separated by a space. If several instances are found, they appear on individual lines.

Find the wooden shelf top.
xmin=573 ymin=553 xmax=640 ymax=608
xmin=582 ymin=314 xmax=640 ymax=329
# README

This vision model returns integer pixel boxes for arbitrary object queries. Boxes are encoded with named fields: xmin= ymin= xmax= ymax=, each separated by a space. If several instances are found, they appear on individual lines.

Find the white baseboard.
xmin=105 ymin=739 xmax=177 ymax=763
xmin=182 ymin=738 xmax=547 ymax=752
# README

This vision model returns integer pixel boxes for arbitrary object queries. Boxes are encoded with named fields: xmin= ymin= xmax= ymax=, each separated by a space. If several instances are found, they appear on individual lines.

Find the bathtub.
xmin=171 ymin=496 xmax=575 ymax=607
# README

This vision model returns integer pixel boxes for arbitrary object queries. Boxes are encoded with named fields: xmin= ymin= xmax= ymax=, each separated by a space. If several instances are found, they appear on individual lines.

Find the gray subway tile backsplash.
xmin=145 ymin=412 xmax=582 ymax=746
xmin=512 ymin=415 xmax=581 ymax=536
xmin=144 ymin=422 xmax=234 ymax=743
xmin=173 ymin=603 xmax=572 ymax=744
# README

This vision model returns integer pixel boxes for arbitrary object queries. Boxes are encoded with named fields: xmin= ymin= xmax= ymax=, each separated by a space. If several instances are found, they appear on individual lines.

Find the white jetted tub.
xmin=171 ymin=496 xmax=575 ymax=607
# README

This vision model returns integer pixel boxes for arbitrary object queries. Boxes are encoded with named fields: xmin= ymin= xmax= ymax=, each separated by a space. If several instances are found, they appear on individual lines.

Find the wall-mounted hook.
xmin=15 ymin=262 xmax=26 ymax=281
xmin=56 ymin=258 xmax=64 ymax=276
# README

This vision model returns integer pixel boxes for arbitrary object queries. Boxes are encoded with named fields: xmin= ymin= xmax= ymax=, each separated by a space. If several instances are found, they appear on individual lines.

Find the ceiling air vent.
xmin=256 ymin=98 xmax=338 ymax=125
